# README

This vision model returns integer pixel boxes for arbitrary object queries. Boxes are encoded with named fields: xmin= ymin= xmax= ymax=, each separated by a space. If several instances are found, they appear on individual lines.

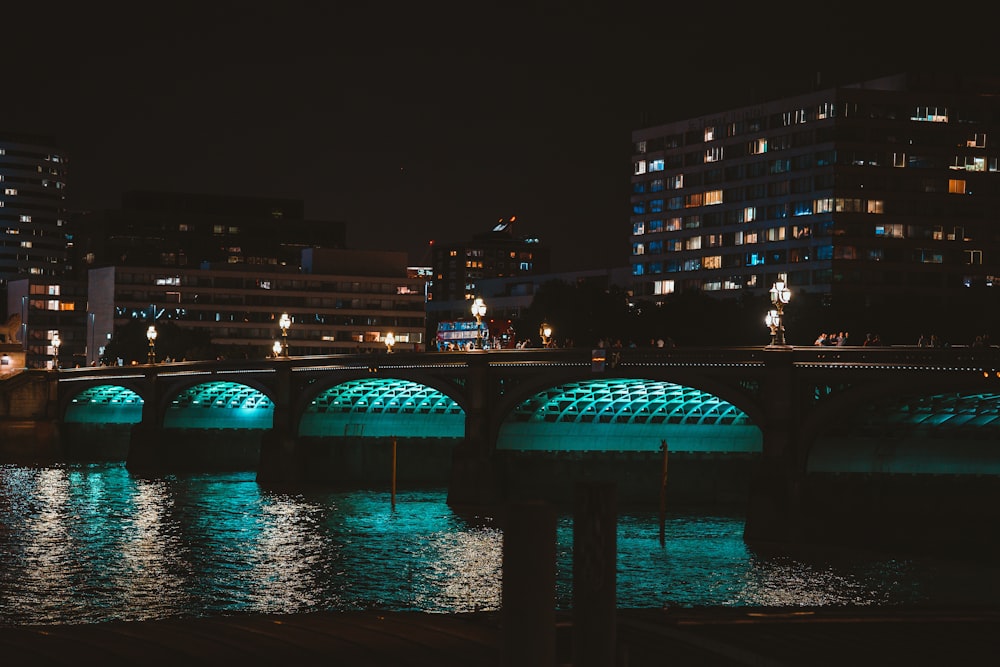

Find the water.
xmin=1 ymin=462 xmax=996 ymax=627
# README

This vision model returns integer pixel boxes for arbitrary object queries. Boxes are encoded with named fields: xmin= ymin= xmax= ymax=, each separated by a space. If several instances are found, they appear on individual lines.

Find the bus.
xmin=435 ymin=319 xmax=516 ymax=350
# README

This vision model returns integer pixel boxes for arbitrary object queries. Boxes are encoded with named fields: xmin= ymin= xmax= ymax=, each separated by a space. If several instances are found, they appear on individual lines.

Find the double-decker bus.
xmin=435 ymin=319 xmax=515 ymax=350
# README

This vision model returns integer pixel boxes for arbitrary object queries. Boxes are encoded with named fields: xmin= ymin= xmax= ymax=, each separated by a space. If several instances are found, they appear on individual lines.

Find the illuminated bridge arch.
xmin=64 ymin=384 xmax=144 ymax=424
xmin=163 ymin=381 xmax=274 ymax=429
xmin=498 ymin=378 xmax=761 ymax=452
xmin=299 ymin=378 xmax=464 ymax=438
xmin=810 ymin=390 xmax=1000 ymax=475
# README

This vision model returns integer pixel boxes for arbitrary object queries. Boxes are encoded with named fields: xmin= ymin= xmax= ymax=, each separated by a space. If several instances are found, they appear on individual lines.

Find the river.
xmin=1 ymin=462 xmax=996 ymax=627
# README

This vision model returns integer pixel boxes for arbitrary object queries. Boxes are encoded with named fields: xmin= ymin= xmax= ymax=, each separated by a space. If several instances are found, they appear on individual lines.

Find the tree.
xmin=101 ymin=320 xmax=216 ymax=364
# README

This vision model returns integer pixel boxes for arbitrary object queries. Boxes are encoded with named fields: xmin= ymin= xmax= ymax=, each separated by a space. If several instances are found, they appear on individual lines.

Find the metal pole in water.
xmin=391 ymin=436 xmax=397 ymax=508
xmin=659 ymin=439 xmax=668 ymax=547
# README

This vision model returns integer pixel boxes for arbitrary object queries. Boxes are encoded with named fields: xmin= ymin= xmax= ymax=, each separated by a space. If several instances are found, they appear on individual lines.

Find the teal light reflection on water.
xmin=1 ymin=463 xmax=997 ymax=628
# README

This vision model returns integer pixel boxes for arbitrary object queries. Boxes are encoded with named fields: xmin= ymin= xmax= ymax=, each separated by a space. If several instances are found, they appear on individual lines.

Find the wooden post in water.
xmin=391 ymin=436 xmax=397 ymax=508
xmin=659 ymin=438 xmax=668 ymax=547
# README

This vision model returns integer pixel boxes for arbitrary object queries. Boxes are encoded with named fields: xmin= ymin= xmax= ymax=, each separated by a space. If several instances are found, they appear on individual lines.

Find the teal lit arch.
xmin=163 ymin=381 xmax=274 ymax=429
xmin=300 ymin=378 xmax=464 ymax=438
xmin=499 ymin=378 xmax=761 ymax=452
xmin=64 ymin=385 xmax=144 ymax=424
xmin=810 ymin=391 xmax=1000 ymax=475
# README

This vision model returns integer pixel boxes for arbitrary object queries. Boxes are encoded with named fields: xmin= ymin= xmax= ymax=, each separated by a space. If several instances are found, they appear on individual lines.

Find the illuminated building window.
xmin=912 ymin=106 xmax=949 ymax=122
xmin=893 ymin=152 xmax=906 ymax=167
xmin=649 ymin=158 xmax=664 ymax=172
xmin=634 ymin=161 xmax=647 ymax=175
xmin=685 ymin=193 xmax=703 ymax=208
xmin=667 ymin=174 xmax=683 ymax=189
xmin=653 ymin=279 xmax=674 ymax=295
xmin=966 ymin=133 xmax=987 ymax=148
xmin=685 ymin=236 xmax=702 ymax=250
xmin=632 ymin=243 xmax=645 ymax=256
xmin=704 ymin=190 xmax=723 ymax=205
xmin=875 ymin=224 xmax=905 ymax=238
xmin=949 ymin=179 xmax=967 ymax=194
xmin=632 ymin=221 xmax=645 ymax=235
xmin=704 ymin=255 xmax=722 ymax=269
xmin=743 ymin=206 xmax=757 ymax=222
xmin=4 ymin=188 xmax=16 ymax=195
xmin=704 ymin=126 xmax=715 ymax=142
xmin=867 ymin=199 xmax=884 ymax=213
xmin=704 ymin=146 xmax=723 ymax=163
xmin=748 ymin=138 xmax=767 ymax=154
xmin=965 ymin=249 xmax=983 ymax=265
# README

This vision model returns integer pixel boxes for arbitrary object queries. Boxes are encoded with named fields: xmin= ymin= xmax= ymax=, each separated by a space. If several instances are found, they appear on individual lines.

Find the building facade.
xmin=428 ymin=216 xmax=551 ymax=304
xmin=0 ymin=134 xmax=69 ymax=313
xmin=72 ymin=190 xmax=347 ymax=276
xmin=629 ymin=72 xmax=1000 ymax=309
xmin=88 ymin=248 xmax=427 ymax=364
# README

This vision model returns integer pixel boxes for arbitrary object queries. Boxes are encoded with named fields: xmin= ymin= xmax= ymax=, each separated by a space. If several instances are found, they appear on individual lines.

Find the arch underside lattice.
xmin=499 ymin=379 xmax=762 ymax=452
xmin=811 ymin=391 xmax=1000 ymax=474
xmin=164 ymin=381 xmax=274 ymax=429
xmin=64 ymin=385 xmax=144 ymax=424
xmin=300 ymin=378 xmax=465 ymax=437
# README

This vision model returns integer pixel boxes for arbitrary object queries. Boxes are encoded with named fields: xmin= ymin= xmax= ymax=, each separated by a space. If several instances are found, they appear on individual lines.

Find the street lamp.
xmin=766 ymin=279 xmax=791 ymax=346
xmin=273 ymin=340 xmax=283 ymax=358
xmin=385 ymin=332 xmax=395 ymax=354
xmin=471 ymin=297 xmax=487 ymax=349
xmin=279 ymin=312 xmax=291 ymax=357
xmin=539 ymin=322 xmax=552 ymax=348
xmin=51 ymin=332 xmax=60 ymax=369
xmin=146 ymin=325 xmax=157 ymax=364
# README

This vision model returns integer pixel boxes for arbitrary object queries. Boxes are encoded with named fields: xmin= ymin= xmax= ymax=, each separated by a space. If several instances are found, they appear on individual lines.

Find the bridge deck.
xmin=1 ymin=606 xmax=995 ymax=666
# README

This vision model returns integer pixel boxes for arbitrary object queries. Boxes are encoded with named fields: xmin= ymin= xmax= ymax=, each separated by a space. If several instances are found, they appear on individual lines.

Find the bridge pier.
xmin=743 ymin=346 xmax=806 ymax=546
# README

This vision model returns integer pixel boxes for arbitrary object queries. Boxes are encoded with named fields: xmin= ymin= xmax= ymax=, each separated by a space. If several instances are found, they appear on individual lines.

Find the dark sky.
xmin=4 ymin=2 xmax=980 ymax=271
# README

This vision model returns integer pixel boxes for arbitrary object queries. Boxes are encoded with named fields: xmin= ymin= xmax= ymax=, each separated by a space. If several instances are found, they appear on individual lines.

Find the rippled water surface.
xmin=1 ymin=463 xmax=996 ymax=626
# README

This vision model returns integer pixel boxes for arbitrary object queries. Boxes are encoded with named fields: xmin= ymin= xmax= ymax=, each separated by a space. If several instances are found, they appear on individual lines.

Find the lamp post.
xmin=272 ymin=340 xmax=283 ymax=358
xmin=51 ymin=332 xmax=60 ymax=369
xmin=766 ymin=279 xmax=791 ymax=346
xmin=385 ymin=332 xmax=395 ymax=354
xmin=146 ymin=325 xmax=157 ymax=364
xmin=471 ymin=297 xmax=487 ymax=349
xmin=539 ymin=322 xmax=552 ymax=348
xmin=279 ymin=312 xmax=291 ymax=357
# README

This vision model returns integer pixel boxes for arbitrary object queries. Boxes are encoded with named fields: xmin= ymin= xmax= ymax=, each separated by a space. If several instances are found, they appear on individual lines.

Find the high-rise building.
xmin=71 ymin=190 xmax=347 ymax=275
xmin=629 ymin=72 xmax=1000 ymax=312
xmin=428 ymin=216 xmax=550 ymax=304
xmin=0 ymin=134 xmax=69 ymax=299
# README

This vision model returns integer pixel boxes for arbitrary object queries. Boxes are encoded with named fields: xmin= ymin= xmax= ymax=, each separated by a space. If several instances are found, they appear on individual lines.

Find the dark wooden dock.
xmin=1 ymin=606 xmax=996 ymax=666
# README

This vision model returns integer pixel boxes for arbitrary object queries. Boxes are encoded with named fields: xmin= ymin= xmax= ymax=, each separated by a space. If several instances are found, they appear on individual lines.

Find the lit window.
xmin=3 ymin=188 xmax=16 ymax=195
xmin=653 ymin=279 xmax=675 ymax=295
xmin=703 ymin=255 xmax=722 ymax=269
xmin=704 ymin=190 xmax=723 ymax=205
xmin=634 ymin=161 xmax=647 ymax=175
xmin=743 ymin=206 xmax=757 ymax=222
xmin=704 ymin=146 xmax=723 ymax=163
xmin=748 ymin=138 xmax=767 ymax=155
xmin=912 ymin=106 xmax=948 ymax=122
xmin=704 ymin=126 xmax=715 ymax=142
xmin=893 ymin=152 xmax=906 ymax=167
xmin=866 ymin=200 xmax=884 ymax=213
xmin=632 ymin=243 xmax=645 ymax=256
xmin=685 ymin=236 xmax=702 ymax=250
xmin=949 ymin=179 xmax=967 ymax=194
xmin=965 ymin=250 xmax=983 ymax=265
xmin=966 ymin=133 xmax=986 ymax=148
xmin=649 ymin=158 xmax=665 ymax=172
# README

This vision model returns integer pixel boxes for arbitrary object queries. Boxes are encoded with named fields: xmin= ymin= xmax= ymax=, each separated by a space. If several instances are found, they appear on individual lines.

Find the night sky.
xmin=4 ymin=2 xmax=983 ymax=271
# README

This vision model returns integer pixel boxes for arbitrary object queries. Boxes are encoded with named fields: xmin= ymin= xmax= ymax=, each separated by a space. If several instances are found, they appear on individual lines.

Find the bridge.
xmin=3 ymin=345 xmax=1000 ymax=553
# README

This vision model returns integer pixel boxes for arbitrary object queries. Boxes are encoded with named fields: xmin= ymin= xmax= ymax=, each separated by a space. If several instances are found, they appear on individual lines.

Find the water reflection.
xmin=1 ymin=463 xmax=997 ymax=627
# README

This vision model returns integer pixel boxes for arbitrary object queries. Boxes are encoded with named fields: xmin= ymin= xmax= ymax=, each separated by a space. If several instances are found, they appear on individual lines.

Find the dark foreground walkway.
xmin=1 ymin=606 xmax=997 ymax=666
